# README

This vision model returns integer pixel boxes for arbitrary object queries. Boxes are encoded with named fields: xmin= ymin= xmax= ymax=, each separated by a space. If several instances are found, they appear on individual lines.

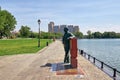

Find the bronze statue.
xmin=62 ymin=27 xmax=75 ymax=63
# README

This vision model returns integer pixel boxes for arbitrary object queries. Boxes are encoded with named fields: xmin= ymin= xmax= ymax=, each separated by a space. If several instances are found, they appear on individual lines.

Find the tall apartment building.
xmin=74 ymin=26 xmax=79 ymax=32
xmin=53 ymin=25 xmax=60 ymax=33
xmin=59 ymin=25 xmax=67 ymax=34
xmin=68 ymin=25 xmax=74 ymax=33
xmin=48 ymin=22 xmax=54 ymax=33
xmin=48 ymin=22 xmax=80 ymax=34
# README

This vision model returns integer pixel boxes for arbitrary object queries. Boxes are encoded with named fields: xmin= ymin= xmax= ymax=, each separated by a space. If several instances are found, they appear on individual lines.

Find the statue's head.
xmin=64 ymin=27 xmax=68 ymax=32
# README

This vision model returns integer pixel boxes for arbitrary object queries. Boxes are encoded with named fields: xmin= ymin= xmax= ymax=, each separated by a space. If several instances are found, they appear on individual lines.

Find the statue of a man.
xmin=62 ymin=27 xmax=75 ymax=63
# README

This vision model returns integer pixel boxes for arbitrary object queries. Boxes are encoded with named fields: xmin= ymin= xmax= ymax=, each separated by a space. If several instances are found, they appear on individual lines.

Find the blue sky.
xmin=1 ymin=0 xmax=120 ymax=34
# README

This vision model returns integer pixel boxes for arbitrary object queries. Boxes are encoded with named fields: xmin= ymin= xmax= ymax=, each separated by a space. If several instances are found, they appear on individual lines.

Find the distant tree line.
xmin=85 ymin=30 xmax=120 ymax=39
xmin=14 ymin=27 xmax=120 ymax=39
xmin=71 ymin=30 xmax=120 ymax=39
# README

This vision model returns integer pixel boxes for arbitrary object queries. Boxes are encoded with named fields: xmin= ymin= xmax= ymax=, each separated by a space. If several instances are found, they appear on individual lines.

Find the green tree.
xmin=0 ymin=9 xmax=17 ymax=38
xmin=109 ymin=32 xmax=116 ymax=38
xmin=41 ymin=31 xmax=49 ymax=39
xmin=116 ymin=33 xmax=120 ymax=38
xmin=87 ymin=30 xmax=93 ymax=39
xmin=102 ymin=32 xmax=116 ymax=38
xmin=93 ymin=32 xmax=102 ymax=38
xmin=19 ymin=25 xmax=31 ymax=38
xmin=74 ymin=32 xmax=83 ymax=38
xmin=29 ymin=31 xmax=38 ymax=38
xmin=54 ymin=32 xmax=63 ymax=39
xmin=40 ymin=32 xmax=62 ymax=39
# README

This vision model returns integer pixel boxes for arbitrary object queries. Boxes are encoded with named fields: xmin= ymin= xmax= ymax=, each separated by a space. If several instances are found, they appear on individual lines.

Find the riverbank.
xmin=0 ymin=40 xmax=112 ymax=80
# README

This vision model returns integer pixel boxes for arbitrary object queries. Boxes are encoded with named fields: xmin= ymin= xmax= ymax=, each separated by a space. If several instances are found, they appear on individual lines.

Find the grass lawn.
xmin=0 ymin=38 xmax=52 ymax=56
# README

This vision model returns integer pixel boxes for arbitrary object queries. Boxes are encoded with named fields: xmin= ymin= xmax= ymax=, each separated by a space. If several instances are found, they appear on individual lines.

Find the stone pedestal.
xmin=70 ymin=38 xmax=77 ymax=68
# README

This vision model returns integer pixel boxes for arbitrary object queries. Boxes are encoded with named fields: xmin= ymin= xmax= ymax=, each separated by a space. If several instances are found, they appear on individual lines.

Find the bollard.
xmin=93 ymin=57 xmax=95 ymax=64
xmin=113 ymin=68 xmax=116 ymax=77
xmin=46 ymin=42 xmax=48 ymax=46
xmin=81 ymin=50 xmax=83 ymax=56
xmin=101 ymin=62 xmax=104 ymax=69
xmin=70 ymin=38 xmax=77 ymax=68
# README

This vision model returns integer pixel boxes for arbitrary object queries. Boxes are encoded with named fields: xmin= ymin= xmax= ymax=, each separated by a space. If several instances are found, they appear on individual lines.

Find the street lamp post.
xmin=38 ymin=19 xmax=41 ymax=47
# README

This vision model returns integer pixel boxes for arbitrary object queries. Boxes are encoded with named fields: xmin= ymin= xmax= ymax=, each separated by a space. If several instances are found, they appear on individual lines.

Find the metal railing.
xmin=79 ymin=49 xmax=120 ymax=80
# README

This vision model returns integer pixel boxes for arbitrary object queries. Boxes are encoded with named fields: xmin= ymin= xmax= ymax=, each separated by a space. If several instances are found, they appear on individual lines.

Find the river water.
xmin=78 ymin=39 xmax=120 ymax=71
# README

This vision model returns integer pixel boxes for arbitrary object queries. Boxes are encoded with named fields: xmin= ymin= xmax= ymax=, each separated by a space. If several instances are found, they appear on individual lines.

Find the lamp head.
xmin=38 ymin=19 xmax=41 ymax=24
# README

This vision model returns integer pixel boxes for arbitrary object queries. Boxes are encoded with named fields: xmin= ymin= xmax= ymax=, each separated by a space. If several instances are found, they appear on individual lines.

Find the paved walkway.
xmin=0 ymin=40 xmax=112 ymax=80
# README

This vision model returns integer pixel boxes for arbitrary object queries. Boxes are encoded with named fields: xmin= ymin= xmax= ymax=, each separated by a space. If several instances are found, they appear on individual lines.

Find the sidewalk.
xmin=0 ymin=40 xmax=112 ymax=80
